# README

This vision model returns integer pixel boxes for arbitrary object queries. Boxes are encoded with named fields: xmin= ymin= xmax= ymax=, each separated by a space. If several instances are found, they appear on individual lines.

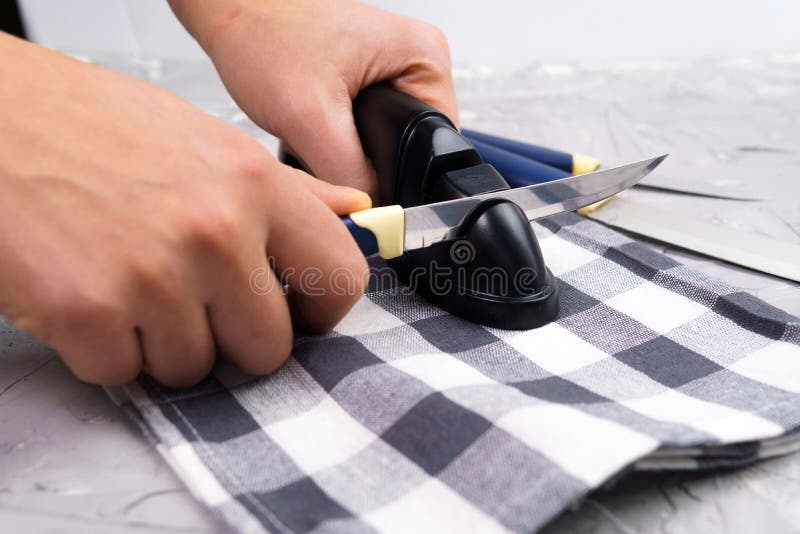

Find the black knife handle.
xmin=353 ymin=85 xmax=483 ymax=206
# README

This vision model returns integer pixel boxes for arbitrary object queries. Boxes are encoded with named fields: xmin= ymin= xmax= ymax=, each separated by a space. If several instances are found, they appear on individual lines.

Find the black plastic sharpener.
xmin=283 ymin=85 xmax=559 ymax=330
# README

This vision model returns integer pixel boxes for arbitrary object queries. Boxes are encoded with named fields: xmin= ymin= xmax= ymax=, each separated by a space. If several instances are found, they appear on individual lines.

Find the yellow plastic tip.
xmin=572 ymin=152 xmax=601 ymax=175
xmin=349 ymin=205 xmax=405 ymax=259
xmin=577 ymin=195 xmax=615 ymax=217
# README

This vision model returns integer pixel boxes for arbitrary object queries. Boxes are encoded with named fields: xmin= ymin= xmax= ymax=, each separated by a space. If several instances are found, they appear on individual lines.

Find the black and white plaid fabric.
xmin=110 ymin=212 xmax=800 ymax=533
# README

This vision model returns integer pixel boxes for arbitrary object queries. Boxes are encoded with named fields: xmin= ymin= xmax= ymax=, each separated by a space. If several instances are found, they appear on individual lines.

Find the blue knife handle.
xmin=463 ymin=129 xmax=574 ymax=173
xmin=342 ymin=215 xmax=379 ymax=257
xmin=469 ymin=138 xmax=571 ymax=187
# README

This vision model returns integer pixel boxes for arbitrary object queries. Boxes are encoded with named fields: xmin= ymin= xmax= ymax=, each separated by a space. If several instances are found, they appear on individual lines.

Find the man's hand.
xmin=0 ymin=34 xmax=370 ymax=387
xmin=170 ymin=0 xmax=458 ymax=197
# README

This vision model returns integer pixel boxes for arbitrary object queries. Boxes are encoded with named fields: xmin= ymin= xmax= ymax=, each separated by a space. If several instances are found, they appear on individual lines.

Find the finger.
xmin=55 ymin=322 xmax=143 ymax=386
xmin=137 ymin=299 xmax=216 ymax=388
xmin=277 ymin=86 xmax=378 ymax=196
xmin=290 ymin=165 xmax=372 ymax=215
xmin=374 ymin=18 xmax=459 ymax=127
xmin=267 ymin=181 xmax=369 ymax=334
xmin=391 ymin=68 xmax=459 ymax=129
xmin=205 ymin=251 xmax=294 ymax=376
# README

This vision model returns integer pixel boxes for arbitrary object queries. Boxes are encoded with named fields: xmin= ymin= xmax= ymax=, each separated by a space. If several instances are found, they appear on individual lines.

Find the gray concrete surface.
xmin=1 ymin=52 xmax=799 ymax=532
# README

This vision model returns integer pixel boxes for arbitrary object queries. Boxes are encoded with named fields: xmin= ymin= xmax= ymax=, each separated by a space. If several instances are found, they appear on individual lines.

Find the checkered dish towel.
xmin=109 ymin=212 xmax=800 ymax=533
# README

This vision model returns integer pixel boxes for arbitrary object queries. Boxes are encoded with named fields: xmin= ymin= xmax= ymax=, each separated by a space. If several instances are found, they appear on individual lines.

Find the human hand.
xmin=0 ymin=34 xmax=370 ymax=387
xmin=170 ymin=0 xmax=458 ymax=197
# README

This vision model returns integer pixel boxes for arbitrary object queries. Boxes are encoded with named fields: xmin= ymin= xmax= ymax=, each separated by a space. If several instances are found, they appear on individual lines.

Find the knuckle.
xmin=182 ymin=153 xmax=269 ymax=254
xmin=411 ymin=21 xmax=451 ymax=61
xmin=424 ymin=24 xmax=450 ymax=54
xmin=230 ymin=144 xmax=271 ymax=185
xmin=212 ymin=134 xmax=273 ymax=197
xmin=184 ymin=200 xmax=242 ymax=253
xmin=130 ymin=253 xmax=181 ymax=297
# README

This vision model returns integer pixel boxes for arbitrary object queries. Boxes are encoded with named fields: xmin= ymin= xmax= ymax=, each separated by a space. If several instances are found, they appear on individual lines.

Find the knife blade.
xmin=637 ymin=173 xmax=764 ymax=201
xmin=583 ymin=197 xmax=800 ymax=282
xmin=343 ymin=154 xmax=667 ymax=259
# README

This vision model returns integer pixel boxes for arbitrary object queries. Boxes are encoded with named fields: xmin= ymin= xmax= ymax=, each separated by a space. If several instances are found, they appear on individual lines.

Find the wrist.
xmin=168 ymin=0 xmax=260 ymax=52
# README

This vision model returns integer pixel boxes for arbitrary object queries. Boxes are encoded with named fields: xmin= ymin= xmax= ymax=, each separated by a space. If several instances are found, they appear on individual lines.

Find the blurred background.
xmin=15 ymin=0 xmax=800 ymax=68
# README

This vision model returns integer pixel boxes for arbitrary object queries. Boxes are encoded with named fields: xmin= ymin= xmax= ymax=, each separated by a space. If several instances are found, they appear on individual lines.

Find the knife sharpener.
xmin=281 ymin=85 xmax=559 ymax=329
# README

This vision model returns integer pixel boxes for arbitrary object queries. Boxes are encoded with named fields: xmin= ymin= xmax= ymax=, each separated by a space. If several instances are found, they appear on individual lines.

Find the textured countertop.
xmin=1 ymin=53 xmax=798 ymax=532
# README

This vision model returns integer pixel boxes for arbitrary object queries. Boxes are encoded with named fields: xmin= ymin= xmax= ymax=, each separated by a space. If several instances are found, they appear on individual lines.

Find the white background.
xmin=18 ymin=0 xmax=800 ymax=68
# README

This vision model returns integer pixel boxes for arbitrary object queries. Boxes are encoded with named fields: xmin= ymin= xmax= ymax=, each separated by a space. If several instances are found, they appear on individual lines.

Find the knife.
xmin=583 ymin=197 xmax=800 ymax=282
xmin=462 ymin=129 xmax=760 ymax=201
xmin=636 ymin=173 xmax=764 ymax=201
xmin=461 ymin=128 xmax=601 ymax=175
xmin=342 ymin=155 xmax=667 ymax=259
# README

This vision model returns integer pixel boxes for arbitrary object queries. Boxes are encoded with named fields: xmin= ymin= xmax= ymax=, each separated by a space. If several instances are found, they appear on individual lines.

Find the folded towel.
xmin=110 ymin=212 xmax=800 ymax=533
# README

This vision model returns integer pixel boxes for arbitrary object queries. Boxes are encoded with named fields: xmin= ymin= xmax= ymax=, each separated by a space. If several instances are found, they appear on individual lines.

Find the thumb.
xmin=286 ymin=165 xmax=372 ymax=216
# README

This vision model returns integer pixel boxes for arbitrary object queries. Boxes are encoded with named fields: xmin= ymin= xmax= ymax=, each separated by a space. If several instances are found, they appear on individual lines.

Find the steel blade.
xmin=585 ymin=197 xmax=800 ymax=282
xmin=637 ymin=173 xmax=764 ymax=201
xmin=403 ymin=154 xmax=667 ymax=250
